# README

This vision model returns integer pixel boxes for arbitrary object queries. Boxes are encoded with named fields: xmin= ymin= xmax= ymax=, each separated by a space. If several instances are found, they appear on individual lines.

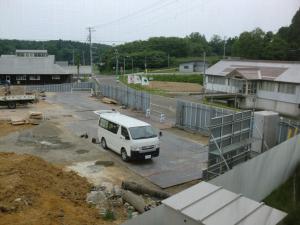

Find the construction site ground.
xmin=0 ymin=91 xmax=208 ymax=224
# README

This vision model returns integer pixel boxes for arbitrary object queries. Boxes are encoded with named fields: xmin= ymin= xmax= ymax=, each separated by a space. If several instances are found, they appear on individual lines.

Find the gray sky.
xmin=0 ymin=0 xmax=299 ymax=44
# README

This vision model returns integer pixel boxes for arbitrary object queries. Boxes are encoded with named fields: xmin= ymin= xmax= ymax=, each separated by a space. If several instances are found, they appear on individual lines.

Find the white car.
xmin=94 ymin=110 xmax=160 ymax=161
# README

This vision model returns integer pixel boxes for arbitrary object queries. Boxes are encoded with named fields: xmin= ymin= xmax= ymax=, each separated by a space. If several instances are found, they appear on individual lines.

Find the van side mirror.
xmin=125 ymin=135 xmax=130 ymax=140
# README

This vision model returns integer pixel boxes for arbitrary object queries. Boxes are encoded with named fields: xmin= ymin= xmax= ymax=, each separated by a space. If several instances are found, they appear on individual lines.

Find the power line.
xmin=92 ymin=0 xmax=179 ymax=29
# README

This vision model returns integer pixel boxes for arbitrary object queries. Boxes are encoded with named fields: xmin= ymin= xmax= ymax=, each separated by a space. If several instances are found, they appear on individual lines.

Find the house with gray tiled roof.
xmin=204 ymin=59 xmax=300 ymax=117
xmin=0 ymin=50 xmax=72 ymax=85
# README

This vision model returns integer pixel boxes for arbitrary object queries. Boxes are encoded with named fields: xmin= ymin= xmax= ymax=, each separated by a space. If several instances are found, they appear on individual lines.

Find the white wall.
xmin=179 ymin=63 xmax=194 ymax=73
xmin=210 ymin=134 xmax=300 ymax=201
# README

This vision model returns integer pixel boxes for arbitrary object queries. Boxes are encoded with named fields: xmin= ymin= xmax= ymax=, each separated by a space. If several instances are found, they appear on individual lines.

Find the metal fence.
xmin=99 ymin=84 xmax=150 ymax=112
xmin=176 ymin=100 xmax=235 ymax=135
xmin=205 ymin=110 xmax=253 ymax=179
xmin=25 ymin=82 xmax=95 ymax=92
xmin=278 ymin=117 xmax=300 ymax=144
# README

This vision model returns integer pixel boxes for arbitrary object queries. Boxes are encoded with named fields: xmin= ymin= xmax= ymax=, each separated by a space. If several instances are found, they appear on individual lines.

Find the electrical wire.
xmin=92 ymin=0 xmax=180 ymax=29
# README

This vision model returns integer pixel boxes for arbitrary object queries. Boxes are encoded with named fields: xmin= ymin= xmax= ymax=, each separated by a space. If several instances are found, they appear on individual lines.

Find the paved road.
xmin=95 ymin=75 xmax=178 ymax=124
xmin=48 ymin=91 xmax=207 ymax=188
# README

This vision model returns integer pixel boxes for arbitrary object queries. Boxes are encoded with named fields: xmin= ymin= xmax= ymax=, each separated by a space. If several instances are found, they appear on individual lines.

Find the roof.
xmin=99 ymin=112 xmax=150 ymax=128
xmin=16 ymin=49 xmax=47 ymax=53
xmin=180 ymin=61 xmax=208 ymax=65
xmin=206 ymin=59 xmax=300 ymax=83
xmin=162 ymin=182 xmax=286 ymax=225
xmin=0 ymin=55 xmax=70 ymax=75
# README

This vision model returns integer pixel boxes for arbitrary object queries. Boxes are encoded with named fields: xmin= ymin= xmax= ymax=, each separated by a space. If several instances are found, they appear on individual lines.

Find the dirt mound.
xmin=0 ymin=153 xmax=112 ymax=225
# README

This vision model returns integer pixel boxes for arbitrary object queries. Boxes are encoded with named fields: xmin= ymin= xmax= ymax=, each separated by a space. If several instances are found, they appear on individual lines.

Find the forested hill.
xmin=0 ymin=39 xmax=111 ymax=65
xmin=101 ymin=7 xmax=300 ymax=70
xmin=0 ymin=7 xmax=299 ymax=70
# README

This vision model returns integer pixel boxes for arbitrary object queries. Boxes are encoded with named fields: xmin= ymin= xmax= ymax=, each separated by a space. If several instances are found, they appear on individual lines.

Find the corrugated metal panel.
xmin=162 ymin=182 xmax=286 ymax=225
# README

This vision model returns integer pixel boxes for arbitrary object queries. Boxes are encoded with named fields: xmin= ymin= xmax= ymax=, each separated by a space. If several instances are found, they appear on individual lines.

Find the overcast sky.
xmin=0 ymin=0 xmax=299 ymax=45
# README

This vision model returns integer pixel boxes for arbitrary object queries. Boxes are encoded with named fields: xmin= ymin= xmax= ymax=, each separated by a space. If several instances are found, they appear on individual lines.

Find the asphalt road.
xmin=47 ymin=91 xmax=207 ymax=188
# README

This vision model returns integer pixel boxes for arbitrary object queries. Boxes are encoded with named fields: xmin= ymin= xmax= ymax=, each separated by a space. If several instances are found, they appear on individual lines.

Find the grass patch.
xmin=202 ymin=99 xmax=240 ymax=111
xmin=175 ymin=55 xmax=222 ymax=65
xmin=264 ymin=164 xmax=300 ymax=225
xmin=146 ymin=74 xmax=203 ymax=84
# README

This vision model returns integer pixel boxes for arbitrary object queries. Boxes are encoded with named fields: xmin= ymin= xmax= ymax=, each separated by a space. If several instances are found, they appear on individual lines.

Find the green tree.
xmin=232 ymin=28 xmax=265 ymax=59
xmin=209 ymin=35 xmax=224 ymax=56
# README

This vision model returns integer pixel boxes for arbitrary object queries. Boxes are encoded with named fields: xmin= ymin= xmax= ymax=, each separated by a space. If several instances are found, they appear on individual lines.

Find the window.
xmin=29 ymin=75 xmax=40 ymax=80
xmin=16 ymin=75 xmax=26 ymax=80
xmin=107 ymin=121 xmax=119 ymax=134
xmin=278 ymin=83 xmax=296 ymax=94
xmin=207 ymin=76 xmax=226 ymax=85
xmin=99 ymin=118 xmax=108 ymax=129
xmin=129 ymin=126 xmax=157 ymax=140
xmin=121 ymin=126 xmax=130 ymax=140
xmin=184 ymin=65 xmax=189 ymax=69
xmin=52 ymin=75 xmax=60 ymax=80
xmin=260 ymin=81 xmax=275 ymax=92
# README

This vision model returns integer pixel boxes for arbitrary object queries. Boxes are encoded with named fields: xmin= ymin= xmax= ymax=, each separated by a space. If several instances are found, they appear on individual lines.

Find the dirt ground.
xmin=0 ymin=152 xmax=126 ymax=225
xmin=0 ymin=121 xmax=33 ymax=137
xmin=149 ymin=81 xmax=202 ymax=92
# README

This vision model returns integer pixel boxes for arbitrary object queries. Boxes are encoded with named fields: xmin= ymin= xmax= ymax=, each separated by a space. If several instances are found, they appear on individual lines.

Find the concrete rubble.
xmin=86 ymin=181 xmax=166 ymax=219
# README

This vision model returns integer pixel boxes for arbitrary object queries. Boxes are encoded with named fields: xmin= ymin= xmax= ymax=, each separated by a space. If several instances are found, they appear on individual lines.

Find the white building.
xmin=204 ymin=60 xmax=300 ymax=117
xmin=179 ymin=61 xmax=209 ymax=73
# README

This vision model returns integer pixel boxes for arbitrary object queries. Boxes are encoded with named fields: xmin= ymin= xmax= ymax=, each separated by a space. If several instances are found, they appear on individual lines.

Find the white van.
xmin=94 ymin=110 xmax=160 ymax=161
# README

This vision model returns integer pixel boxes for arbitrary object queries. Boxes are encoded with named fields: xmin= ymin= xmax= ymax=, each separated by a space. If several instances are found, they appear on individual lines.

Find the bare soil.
xmin=0 ymin=121 xmax=32 ymax=137
xmin=149 ymin=81 xmax=202 ymax=92
xmin=0 ymin=153 xmax=122 ymax=225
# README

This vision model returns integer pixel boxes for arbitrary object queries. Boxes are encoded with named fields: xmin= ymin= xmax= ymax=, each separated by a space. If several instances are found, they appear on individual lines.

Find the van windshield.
xmin=129 ymin=126 xmax=157 ymax=140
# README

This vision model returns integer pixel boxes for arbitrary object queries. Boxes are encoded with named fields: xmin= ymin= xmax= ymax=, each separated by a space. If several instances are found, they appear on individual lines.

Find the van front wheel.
xmin=101 ymin=138 xmax=107 ymax=150
xmin=121 ymin=149 xmax=129 ymax=162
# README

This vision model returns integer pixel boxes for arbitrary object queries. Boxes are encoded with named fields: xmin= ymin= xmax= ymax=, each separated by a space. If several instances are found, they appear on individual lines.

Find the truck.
xmin=0 ymin=94 xmax=38 ymax=109
xmin=94 ymin=110 xmax=161 ymax=161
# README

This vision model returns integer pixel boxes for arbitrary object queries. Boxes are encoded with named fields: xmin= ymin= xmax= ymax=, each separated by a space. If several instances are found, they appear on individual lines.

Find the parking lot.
xmin=47 ymin=92 xmax=208 ymax=188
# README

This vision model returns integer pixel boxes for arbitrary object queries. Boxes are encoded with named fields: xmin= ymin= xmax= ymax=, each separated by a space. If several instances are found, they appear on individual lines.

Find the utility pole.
xmin=124 ymin=57 xmax=126 ymax=75
xmin=72 ymin=48 xmax=75 ymax=65
xmin=114 ymin=48 xmax=119 ymax=79
xmin=203 ymin=51 xmax=206 ymax=91
xmin=82 ymin=50 xmax=85 ymax=65
xmin=131 ymin=57 xmax=134 ymax=75
xmin=87 ymin=26 xmax=95 ymax=76
xmin=223 ymin=36 xmax=227 ymax=59
xmin=144 ymin=56 xmax=147 ymax=73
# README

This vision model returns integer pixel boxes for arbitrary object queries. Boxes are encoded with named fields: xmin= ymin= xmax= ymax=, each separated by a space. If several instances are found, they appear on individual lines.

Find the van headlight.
xmin=155 ymin=144 xmax=160 ymax=149
xmin=131 ymin=146 xmax=140 ymax=151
